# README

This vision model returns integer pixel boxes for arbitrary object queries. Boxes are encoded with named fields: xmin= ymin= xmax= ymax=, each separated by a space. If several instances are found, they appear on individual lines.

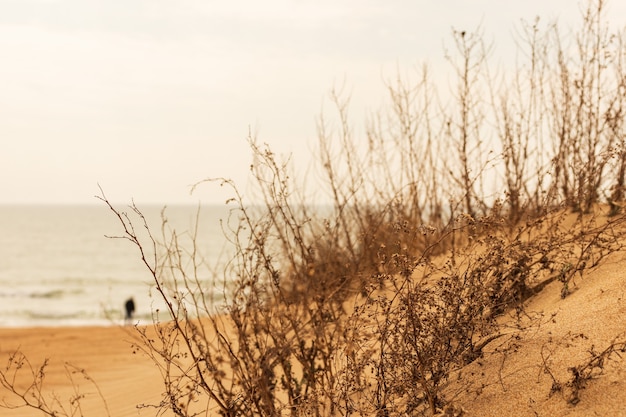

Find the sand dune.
xmin=0 ymin=252 xmax=624 ymax=416
xmin=449 ymin=248 xmax=626 ymax=416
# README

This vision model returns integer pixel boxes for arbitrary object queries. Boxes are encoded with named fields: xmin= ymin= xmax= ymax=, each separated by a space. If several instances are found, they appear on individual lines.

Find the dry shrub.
xmin=0 ymin=351 xmax=110 ymax=417
xmin=541 ymin=331 xmax=626 ymax=406
xmin=95 ymin=155 xmax=625 ymax=417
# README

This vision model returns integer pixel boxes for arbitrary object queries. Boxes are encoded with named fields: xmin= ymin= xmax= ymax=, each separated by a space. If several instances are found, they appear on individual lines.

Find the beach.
xmin=0 ymin=246 xmax=625 ymax=416
xmin=0 ymin=324 xmax=165 ymax=416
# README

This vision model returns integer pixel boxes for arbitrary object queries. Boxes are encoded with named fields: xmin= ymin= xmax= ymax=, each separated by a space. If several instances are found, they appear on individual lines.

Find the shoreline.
xmin=0 ymin=319 xmax=151 ymax=330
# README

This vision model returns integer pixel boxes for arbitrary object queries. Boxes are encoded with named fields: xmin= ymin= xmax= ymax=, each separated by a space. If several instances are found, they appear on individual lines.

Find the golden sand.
xmin=0 ymin=251 xmax=624 ymax=416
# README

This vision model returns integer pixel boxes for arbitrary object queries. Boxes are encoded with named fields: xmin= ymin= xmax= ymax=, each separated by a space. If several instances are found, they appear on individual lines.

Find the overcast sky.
xmin=1 ymin=0 xmax=623 ymax=205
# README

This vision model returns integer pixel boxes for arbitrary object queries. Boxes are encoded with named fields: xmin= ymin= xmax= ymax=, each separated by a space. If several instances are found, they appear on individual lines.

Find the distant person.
xmin=124 ymin=297 xmax=135 ymax=324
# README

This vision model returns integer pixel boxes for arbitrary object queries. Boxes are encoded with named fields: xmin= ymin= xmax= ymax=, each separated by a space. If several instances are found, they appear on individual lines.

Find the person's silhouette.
xmin=124 ymin=297 xmax=135 ymax=323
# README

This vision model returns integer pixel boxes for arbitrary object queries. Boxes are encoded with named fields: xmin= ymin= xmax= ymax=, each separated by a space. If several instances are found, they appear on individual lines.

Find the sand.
xmin=0 ymin=243 xmax=625 ymax=415
xmin=448 ymin=247 xmax=626 ymax=416
xmin=0 ymin=325 xmax=164 ymax=416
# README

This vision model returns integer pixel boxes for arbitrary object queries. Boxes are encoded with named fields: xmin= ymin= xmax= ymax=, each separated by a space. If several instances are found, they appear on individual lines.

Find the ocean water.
xmin=0 ymin=204 xmax=230 ymax=328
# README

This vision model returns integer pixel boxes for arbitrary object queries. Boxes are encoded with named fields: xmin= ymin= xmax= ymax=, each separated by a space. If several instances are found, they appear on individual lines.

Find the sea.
xmin=0 ymin=204 xmax=232 ymax=328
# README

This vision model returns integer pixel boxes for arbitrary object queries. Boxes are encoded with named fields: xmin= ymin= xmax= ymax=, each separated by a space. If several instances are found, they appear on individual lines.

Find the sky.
xmin=1 ymin=0 xmax=624 ymax=205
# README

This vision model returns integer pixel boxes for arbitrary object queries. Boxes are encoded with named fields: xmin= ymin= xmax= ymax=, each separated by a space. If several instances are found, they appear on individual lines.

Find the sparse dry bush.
xmin=541 ymin=331 xmax=626 ymax=406
xmin=564 ymin=334 xmax=626 ymax=405
xmin=0 ymin=350 xmax=110 ymax=417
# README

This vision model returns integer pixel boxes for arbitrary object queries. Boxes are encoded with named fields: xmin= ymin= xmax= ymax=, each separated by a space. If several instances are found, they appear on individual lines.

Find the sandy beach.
xmin=0 ymin=324 xmax=165 ymax=416
xmin=0 ymin=245 xmax=625 ymax=416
